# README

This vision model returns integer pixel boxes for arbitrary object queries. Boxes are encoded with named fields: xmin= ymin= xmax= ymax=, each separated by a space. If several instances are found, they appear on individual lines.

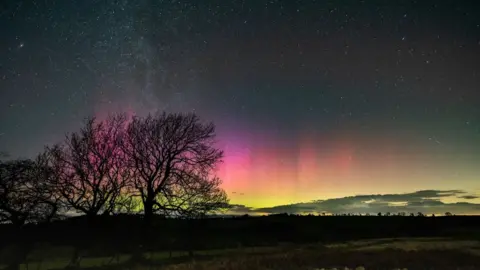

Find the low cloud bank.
xmin=228 ymin=190 xmax=480 ymax=216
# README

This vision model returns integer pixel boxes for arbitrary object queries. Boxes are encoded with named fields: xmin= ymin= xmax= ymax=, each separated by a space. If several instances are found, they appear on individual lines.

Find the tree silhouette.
xmin=123 ymin=112 xmax=226 ymax=222
xmin=112 ymin=192 xmax=142 ymax=215
xmin=49 ymin=114 xmax=129 ymax=217
xmin=445 ymin=212 xmax=453 ymax=216
xmin=154 ymin=173 xmax=228 ymax=218
xmin=28 ymin=151 xmax=64 ymax=221
xmin=0 ymin=155 xmax=60 ymax=226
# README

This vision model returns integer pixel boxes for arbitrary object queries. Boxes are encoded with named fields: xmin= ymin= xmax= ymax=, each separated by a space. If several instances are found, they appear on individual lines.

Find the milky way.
xmin=1 ymin=0 xmax=480 ymax=212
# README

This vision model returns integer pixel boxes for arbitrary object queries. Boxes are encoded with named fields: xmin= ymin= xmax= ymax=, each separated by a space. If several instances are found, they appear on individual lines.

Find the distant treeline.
xmin=1 ymin=214 xmax=480 ymax=256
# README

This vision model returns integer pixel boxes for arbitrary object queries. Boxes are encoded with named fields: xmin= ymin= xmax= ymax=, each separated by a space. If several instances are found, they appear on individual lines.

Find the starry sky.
xmin=1 ymin=0 xmax=480 ymax=214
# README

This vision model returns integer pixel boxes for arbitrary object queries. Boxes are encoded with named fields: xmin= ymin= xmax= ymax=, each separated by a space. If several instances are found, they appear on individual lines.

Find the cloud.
xmin=227 ymin=204 xmax=257 ymax=215
xmin=228 ymin=190 xmax=480 ymax=216
xmin=458 ymin=195 xmax=479 ymax=200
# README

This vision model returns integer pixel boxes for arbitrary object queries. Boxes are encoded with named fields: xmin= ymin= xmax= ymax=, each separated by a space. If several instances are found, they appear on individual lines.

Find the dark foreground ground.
xmin=1 ymin=215 xmax=480 ymax=269
xmin=162 ymin=240 xmax=480 ymax=270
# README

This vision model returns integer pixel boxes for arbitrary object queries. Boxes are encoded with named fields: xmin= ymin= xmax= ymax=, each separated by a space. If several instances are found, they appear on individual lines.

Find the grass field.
xmin=2 ymin=237 xmax=480 ymax=270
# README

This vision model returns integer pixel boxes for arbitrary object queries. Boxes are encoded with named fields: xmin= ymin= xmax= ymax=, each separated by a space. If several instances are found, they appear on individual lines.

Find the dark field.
xmin=2 ymin=215 xmax=480 ymax=269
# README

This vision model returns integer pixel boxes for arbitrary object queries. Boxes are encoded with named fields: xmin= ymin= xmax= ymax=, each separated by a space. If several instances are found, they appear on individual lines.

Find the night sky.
xmin=1 ymin=0 xmax=480 ymax=214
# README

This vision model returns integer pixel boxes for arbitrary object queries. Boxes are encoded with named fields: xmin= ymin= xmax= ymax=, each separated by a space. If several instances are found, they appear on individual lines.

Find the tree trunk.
xmin=130 ymin=199 xmax=154 ymax=264
xmin=143 ymin=200 xmax=154 ymax=224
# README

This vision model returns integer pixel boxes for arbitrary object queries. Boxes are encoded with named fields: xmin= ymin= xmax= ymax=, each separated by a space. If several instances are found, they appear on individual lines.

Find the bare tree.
xmin=0 ymin=159 xmax=38 ymax=226
xmin=0 ymin=155 xmax=59 ymax=226
xmin=112 ymin=190 xmax=142 ymax=215
xmin=27 ymin=151 xmax=64 ymax=222
xmin=49 ymin=114 xmax=129 ymax=217
xmin=0 ymin=153 xmax=62 ymax=270
xmin=155 ymin=173 xmax=228 ymax=218
xmin=123 ymin=112 xmax=227 ymax=222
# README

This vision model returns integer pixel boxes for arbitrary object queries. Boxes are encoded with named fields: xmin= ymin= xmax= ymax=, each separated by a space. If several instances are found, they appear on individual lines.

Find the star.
xmin=0 ymin=0 xmax=479 ymax=215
